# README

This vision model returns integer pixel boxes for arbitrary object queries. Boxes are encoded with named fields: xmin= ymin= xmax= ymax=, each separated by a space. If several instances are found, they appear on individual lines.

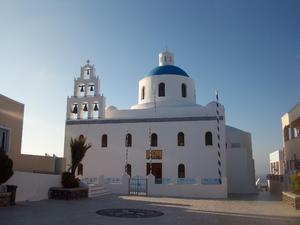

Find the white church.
xmin=64 ymin=51 xmax=256 ymax=198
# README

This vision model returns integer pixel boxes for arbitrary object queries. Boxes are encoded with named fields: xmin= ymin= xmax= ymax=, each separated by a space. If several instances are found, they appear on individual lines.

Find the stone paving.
xmin=0 ymin=192 xmax=300 ymax=225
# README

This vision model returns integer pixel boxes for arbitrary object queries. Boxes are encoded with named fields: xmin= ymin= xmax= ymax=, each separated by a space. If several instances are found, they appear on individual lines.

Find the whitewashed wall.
xmin=5 ymin=171 xmax=61 ymax=202
xmin=147 ymin=175 xmax=227 ymax=198
xmin=226 ymin=126 xmax=256 ymax=194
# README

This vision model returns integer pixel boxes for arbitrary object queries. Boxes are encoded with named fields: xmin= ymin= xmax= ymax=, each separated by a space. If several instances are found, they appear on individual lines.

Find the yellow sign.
xmin=146 ymin=150 xmax=162 ymax=160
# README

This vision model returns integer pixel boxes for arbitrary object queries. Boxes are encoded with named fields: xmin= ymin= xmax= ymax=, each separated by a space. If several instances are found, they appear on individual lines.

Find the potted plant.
xmin=0 ymin=152 xmax=14 ymax=206
xmin=49 ymin=135 xmax=91 ymax=200
xmin=62 ymin=135 xmax=91 ymax=188
xmin=282 ymin=172 xmax=300 ymax=210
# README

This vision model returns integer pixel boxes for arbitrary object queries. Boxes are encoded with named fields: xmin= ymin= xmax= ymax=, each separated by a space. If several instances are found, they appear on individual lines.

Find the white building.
xmin=64 ymin=51 xmax=256 ymax=198
xmin=269 ymin=150 xmax=284 ymax=175
xmin=226 ymin=126 xmax=256 ymax=194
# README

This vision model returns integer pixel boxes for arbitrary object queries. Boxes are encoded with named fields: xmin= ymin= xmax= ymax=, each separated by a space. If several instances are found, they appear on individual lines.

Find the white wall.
xmin=64 ymin=116 xmax=227 ymax=198
xmin=5 ymin=171 xmax=61 ymax=202
xmin=147 ymin=175 xmax=227 ymax=198
xmin=133 ymin=75 xmax=196 ymax=109
xmin=226 ymin=126 xmax=256 ymax=194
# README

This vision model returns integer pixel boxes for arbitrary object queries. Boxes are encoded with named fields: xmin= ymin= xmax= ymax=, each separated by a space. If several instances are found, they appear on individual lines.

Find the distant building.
xmin=282 ymin=102 xmax=300 ymax=175
xmin=0 ymin=94 xmax=65 ymax=174
xmin=269 ymin=150 xmax=284 ymax=175
xmin=64 ymin=51 xmax=256 ymax=198
xmin=226 ymin=126 xmax=256 ymax=194
xmin=268 ymin=150 xmax=284 ymax=194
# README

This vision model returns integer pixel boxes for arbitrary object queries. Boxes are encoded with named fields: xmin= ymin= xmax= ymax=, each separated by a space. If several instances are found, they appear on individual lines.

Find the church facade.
xmin=64 ymin=51 xmax=256 ymax=198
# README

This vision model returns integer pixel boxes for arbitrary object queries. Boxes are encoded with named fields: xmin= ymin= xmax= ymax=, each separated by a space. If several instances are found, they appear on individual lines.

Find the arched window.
xmin=79 ymin=134 xmax=84 ymax=139
xmin=177 ymin=132 xmax=185 ymax=146
xmin=181 ymin=83 xmax=187 ymax=98
xmin=151 ymin=133 xmax=158 ymax=147
xmin=101 ymin=134 xmax=107 ymax=147
xmin=141 ymin=86 xmax=145 ymax=100
xmin=158 ymin=83 xmax=165 ymax=97
xmin=125 ymin=133 xmax=132 ymax=147
xmin=126 ymin=164 xmax=131 ymax=177
xmin=178 ymin=164 xmax=185 ymax=178
xmin=77 ymin=163 xmax=83 ymax=175
xmin=205 ymin=132 xmax=213 ymax=146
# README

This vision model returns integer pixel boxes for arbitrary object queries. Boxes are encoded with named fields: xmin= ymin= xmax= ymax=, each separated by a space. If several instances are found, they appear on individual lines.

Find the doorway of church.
xmin=146 ymin=163 xmax=162 ymax=184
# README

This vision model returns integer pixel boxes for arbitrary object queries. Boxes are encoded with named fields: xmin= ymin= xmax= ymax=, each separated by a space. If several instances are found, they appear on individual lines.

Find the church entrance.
xmin=146 ymin=163 xmax=162 ymax=184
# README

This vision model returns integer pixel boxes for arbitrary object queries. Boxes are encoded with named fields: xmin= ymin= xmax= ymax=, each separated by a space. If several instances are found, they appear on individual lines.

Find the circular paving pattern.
xmin=96 ymin=208 xmax=164 ymax=218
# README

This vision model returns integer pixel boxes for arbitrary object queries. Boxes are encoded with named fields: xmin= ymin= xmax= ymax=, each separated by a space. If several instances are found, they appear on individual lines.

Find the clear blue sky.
xmin=0 ymin=0 xmax=299 ymax=175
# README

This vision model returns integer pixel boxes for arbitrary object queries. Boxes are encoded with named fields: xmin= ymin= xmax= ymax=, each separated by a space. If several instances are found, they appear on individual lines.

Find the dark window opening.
xmin=181 ymin=83 xmax=187 ymax=98
xmin=178 ymin=164 xmax=185 ymax=178
xmin=141 ymin=86 xmax=145 ymax=100
xmin=125 ymin=133 xmax=132 ymax=147
xmin=205 ymin=132 xmax=213 ymax=146
xmin=158 ymin=83 xmax=165 ymax=97
xmin=101 ymin=134 xmax=108 ymax=147
xmin=77 ymin=163 xmax=83 ymax=175
xmin=151 ymin=133 xmax=158 ymax=147
xmin=177 ymin=132 xmax=185 ymax=146
xmin=126 ymin=164 xmax=131 ymax=177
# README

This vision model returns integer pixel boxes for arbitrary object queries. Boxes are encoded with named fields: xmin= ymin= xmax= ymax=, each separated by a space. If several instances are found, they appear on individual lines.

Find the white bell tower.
xmin=66 ymin=60 xmax=105 ymax=120
xmin=159 ymin=50 xmax=174 ymax=66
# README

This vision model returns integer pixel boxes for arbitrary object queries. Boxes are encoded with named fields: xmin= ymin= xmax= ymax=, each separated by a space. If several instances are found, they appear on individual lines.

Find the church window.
xmin=126 ymin=164 xmax=132 ymax=177
xmin=181 ymin=83 xmax=187 ymax=98
xmin=151 ymin=133 xmax=158 ymax=147
xmin=205 ymin=132 xmax=213 ymax=146
xmin=0 ymin=128 xmax=9 ymax=154
xmin=77 ymin=163 xmax=83 ymax=175
xmin=158 ymin=83 xmax=165 ymax=97
xmin=177 ymin=132 xmax=185 ymax=146
xmin=178 ymin=164 xmax=185 ymax=178
xmin=141 ymin=86 xmax=145 ymax=100
xmin=101 ymin=134 xmax=108 ymax=147
xmin=125 ymin=133 xmax=132 ymax=147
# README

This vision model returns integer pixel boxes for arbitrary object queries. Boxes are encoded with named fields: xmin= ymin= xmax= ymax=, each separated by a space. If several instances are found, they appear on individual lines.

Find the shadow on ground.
xmin=0 ymin=192 xmax=299 ymax=225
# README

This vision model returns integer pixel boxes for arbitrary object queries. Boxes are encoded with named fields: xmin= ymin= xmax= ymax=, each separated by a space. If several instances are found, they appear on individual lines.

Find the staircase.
xmin=88 ymin=184 xmax=111 ymax=198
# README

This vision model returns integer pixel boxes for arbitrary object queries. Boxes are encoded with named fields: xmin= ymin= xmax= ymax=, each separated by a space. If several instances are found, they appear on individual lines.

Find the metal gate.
xmin=129 ymin=176 xmax=147 ymax=196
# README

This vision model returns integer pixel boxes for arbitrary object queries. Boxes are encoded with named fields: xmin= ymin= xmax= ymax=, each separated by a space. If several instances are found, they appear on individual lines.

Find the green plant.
xmin=61 ymin=135 xmax=91 ymax=188
xmin=291 ymin=172 xmax=300 ymax=194
xmin=0 ymin=153 xmax=14 ymax=185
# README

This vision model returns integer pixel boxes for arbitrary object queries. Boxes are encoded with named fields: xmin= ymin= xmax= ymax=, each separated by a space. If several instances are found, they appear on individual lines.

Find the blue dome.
xmin=148 ymin=65 xmax=189 ymax=77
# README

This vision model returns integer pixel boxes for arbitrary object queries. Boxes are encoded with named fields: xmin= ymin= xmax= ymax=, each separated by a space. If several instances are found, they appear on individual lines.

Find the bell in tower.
xmin=90 ymin=85 xmax=94 ymax=92
xmin=83 ymin=104 xmax=88 ymax=112
xmin=94 ymin=103 xmax=99 ymax=111
xmin=67 ymin=60 xmax=105 ymax=120
xmin=72 ymin=104 xmax=78 ymax=114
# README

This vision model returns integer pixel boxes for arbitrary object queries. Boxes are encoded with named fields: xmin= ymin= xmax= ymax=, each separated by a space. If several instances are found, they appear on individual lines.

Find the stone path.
xmin=0 ymin=192 xmax=299 ymax=225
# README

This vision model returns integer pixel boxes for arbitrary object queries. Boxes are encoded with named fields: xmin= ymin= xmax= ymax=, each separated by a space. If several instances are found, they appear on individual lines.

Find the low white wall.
xmin=147 ymin=175 xmax=227 ymax=199
xmin=82 ymin=174 xmax=129 ymax=195
xmin=5 ymin=171 xmax=61 ymax=202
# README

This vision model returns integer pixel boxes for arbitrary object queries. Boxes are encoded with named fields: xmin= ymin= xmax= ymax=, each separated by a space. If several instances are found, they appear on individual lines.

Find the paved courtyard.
xmin=0 ymin=192 xmax=300 ymax=225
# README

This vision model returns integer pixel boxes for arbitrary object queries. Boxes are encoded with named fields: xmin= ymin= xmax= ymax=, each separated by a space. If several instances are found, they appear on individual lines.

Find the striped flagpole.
xmin=215 ymin=90 xmax=222 ymax=184
xmin=148 ymin=128 xmax=152 ymax=175
xmin=125 ymin=129 xmax=129 ymax=174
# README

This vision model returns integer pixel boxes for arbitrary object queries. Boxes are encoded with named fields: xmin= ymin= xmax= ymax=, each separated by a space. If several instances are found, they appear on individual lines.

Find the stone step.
xmin=88 ymin=184 xmax=111 ymax=198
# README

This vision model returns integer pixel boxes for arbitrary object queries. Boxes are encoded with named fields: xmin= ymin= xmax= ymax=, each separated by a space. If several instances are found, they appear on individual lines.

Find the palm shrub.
xmin=61 ymin=135 xmax=91 ymax=188
xmin=0 ymin=153 xmax=14 ymax=186
xmin=291 ymin=172 xmax=300 ymax=194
